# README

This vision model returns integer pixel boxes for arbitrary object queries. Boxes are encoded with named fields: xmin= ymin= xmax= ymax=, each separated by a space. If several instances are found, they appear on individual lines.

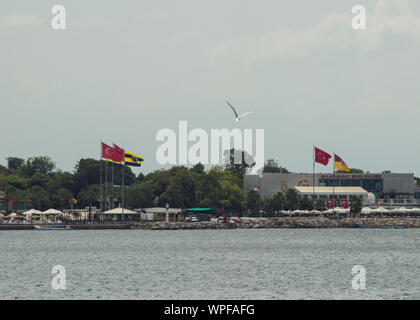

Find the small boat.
xmin=357 ymin=225 xmax=408 ymax=229
xmin=34 ymin=225 xmax=72 ymax=230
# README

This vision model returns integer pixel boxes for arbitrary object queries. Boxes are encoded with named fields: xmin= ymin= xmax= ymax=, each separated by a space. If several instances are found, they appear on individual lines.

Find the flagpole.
xmin=313 ymin=145 xmax=315 ymax=206
xmin=100 ymin=141 xmax=103 ymax=216
xmin=111 ymin=161 xmax=114 ymax=209
xmin=122 ymin=157 xmax=125 ymax=221
xmin=333 ymin=152 xmax=335 ymax=213
xmin=105 ymin=160 xmax=108 ymax=211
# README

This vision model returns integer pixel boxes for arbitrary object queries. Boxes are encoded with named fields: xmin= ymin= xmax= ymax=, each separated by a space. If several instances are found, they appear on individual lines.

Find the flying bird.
xmin=226 ymin=101 xmax=253 ymax=122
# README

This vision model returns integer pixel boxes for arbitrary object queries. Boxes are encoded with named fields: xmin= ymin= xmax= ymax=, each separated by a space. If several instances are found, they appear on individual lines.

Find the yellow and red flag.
xmin=334 ymin=154 xmax=350 ymax=172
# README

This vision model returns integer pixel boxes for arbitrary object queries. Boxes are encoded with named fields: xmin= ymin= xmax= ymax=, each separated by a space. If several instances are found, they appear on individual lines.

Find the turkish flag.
xmin=340 ymin=199 xmax=349 ymax=209
xmin=315 ymin=147 xmax=332 ymax=166
xmin=101 ymin=142 xmax=115 ymax=161
xmin=113 ymin=144 xmax=125 ymax=163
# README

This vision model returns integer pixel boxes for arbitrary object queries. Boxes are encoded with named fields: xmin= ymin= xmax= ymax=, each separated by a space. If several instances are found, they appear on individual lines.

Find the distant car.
xmin=191 ymin=216 xmax=198 ymax=222
xmin=210 ymin=217 xmax=218 ymax=223
xmin=218 ymin=216 xmax=225 ymax=223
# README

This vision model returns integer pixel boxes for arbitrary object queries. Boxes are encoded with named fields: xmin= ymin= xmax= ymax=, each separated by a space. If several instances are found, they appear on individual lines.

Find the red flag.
xmin=113 ymin=144 xmax=125 ymax=163
xmin=101 ymin=142 xmax=115 ymax=161
xmin=314 ymin=147 xmax=332 ymax=166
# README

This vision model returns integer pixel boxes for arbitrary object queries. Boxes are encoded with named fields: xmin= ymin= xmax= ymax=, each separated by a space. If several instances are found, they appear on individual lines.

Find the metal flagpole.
xmin=111 ymin=161 xmax=114 ymax=209
xmin=122 ymin=147 xmax=125 ymax=221
xmin=105 ymin=160 xmax=108 ymax=211
xmin=333 ymin=152 xmax=336 ymax=215
xmin=100 ymin=141 xmax=103 ymax=214
xmin=313 ymin=145 xmax=315 ymax=204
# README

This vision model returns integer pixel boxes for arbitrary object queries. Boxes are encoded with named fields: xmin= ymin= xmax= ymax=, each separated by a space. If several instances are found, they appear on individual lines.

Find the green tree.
xmin=78 ymin=184 xmax=100 ymax=220
xmin=246 ymin=189 xmax=260 ymax=215
xmin=285 ymin=188 xmax=299 ymax=211
xmin=56 ymin=188 xmax=73 ymax=211
xmin=223 ymin=148 xmax=255 ymax=179
xmin=314 ymin=198 xmax=326 ymax=211
xmin=160 ymin=169 xmax=196 ymax=208
xmin=29 ymin=185 xmax=49 ymax=210
xmin=263 ymin=159 xmax=289 ymax=173
xmin=299 ymin=197 xmax=313 ymax=211
xmin=7 ymin=157 xmax=24 ymax=172
xmin=350 ymin=196 xmax=362 ymax=217
xmin=19 ymin=156 xmax=55 ymax=177
xmin=271 ymin=192 xmax=286 ymax=212
xmin=126 ymin=181 xmax=155 ymax=208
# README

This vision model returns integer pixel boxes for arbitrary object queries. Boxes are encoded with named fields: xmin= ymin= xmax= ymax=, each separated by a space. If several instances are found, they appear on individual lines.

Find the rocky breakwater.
xmin=130 ymin=217 xmax=420 ymax=230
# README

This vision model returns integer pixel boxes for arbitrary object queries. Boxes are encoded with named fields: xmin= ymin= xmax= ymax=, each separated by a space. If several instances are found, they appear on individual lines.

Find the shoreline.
xmin=0 ymin=217 xmax=419 ymax=230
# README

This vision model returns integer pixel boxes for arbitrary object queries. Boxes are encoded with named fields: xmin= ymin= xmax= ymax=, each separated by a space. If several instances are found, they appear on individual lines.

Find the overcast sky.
xmin=1 ymin=0 xmax=420 ymax=176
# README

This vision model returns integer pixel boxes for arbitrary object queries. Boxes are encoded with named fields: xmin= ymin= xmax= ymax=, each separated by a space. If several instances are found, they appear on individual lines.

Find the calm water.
xmin=0 ymin=229 xmax=418 ymax=300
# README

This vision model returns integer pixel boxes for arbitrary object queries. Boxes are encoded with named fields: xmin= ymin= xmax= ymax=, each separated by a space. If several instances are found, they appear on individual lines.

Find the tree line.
xmin=0 ymin=153 xmax=362 ymax=215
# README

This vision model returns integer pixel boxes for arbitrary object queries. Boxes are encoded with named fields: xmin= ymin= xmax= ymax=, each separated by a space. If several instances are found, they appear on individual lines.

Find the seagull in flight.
xmin=226 ymin=101 xmax=253 ymax=122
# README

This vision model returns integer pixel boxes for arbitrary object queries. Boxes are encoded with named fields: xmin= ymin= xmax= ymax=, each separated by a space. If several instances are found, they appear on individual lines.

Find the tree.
xmin=56 ymin=188 xmax=73 ymax=210
xmin=246 ymin=190 xmax=260 ymax=215
xmin=7 ymin=157 xmax=24 ymax=172
xmin=299 ymin=197 xmax=313 ymax=211
xmin=29 ymin=185 xmax=49 ymax=210
xmin=223 ymin=148 xmax=255 ymax=179
xmin=271 ymin=192 xmax=286 ymax=213
xmin=285 ymin=188 xmax=299 ymax=211
xmin=19 ymin=156 xmax=55 ymax=177
xmin=350 ymin=196 xmax=362 ymax=217
xmin=78 ymin=184 xmax=100 ymax=220
xmin=262 ymin=159 xmax=289 ymax=173
xmin=126 ymin=181 xmax=155 ymax=209
xmin=160 ymin=169 xmax=196 ymax=208
xmin=314 ymin=198 xmax=326 ymax=211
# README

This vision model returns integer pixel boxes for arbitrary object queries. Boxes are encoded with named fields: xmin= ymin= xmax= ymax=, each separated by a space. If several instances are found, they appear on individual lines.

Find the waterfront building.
xmin=244 ymin=172 xmax=420 ymax=207
xmin=294 ymin=186 xmax=369 ymax=205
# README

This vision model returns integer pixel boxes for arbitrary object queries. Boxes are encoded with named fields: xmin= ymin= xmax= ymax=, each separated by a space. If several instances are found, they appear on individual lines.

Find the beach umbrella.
xmin=43 ymin=209 xmax=63 ymax=215
xmin=23 ymin=209 xmax=42 ymax=217
xmin=361 ymin=207 xmax=372 ymax=214
xmin=371 ymin=206 xmax=389 ymax=213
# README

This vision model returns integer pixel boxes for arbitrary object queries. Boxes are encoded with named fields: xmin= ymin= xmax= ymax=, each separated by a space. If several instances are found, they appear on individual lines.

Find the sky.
xmin=1 ymin=0 xmax=420 ymax=176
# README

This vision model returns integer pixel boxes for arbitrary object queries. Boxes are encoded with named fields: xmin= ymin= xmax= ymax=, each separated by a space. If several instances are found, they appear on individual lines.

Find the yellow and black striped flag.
xmin=124 ymin=150 xmax=144 ymax=167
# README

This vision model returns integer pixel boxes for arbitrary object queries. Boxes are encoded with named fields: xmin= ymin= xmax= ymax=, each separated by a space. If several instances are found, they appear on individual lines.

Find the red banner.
xmin=315 ymin=147 xmax=332 ymax=166
xmin=340 ymin=199 xmax=349 ymax=209
xmin=326 ymin=199 xmax=333 ymax=209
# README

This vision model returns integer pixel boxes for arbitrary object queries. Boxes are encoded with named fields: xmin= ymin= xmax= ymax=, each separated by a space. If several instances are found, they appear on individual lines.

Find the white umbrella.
xmin=371 ymin=206 xmax=389 ymax=213
xmin=103 ymin=207 xmax=136 ymax=214
xmin=361 ymin=207 xmax=372 ymax=214
xmin=43 ymin=209 xmax=63 ymax=215
xmin=23 ymin=209 xmax=42 ymax=217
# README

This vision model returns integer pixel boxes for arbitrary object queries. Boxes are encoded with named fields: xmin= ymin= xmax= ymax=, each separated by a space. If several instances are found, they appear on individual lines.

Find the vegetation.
xmin=0 ymin=152 xmax=358 ymax=216
xmin=350 ymin=196 xmax=362 ymax=217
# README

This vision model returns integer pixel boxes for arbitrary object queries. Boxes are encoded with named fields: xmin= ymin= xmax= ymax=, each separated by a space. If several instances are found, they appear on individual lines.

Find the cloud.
xmin=0 ymin=13 xmax=42 ymax=32
xmin=211 ymin=0 xmax=420 ymax=60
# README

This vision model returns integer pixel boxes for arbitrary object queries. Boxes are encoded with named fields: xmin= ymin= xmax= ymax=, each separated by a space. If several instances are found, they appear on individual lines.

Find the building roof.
xmin=295 ymin=186 xmax=368 ymax=195
xmin=140 ymin=207 xmax=182 ymax=213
